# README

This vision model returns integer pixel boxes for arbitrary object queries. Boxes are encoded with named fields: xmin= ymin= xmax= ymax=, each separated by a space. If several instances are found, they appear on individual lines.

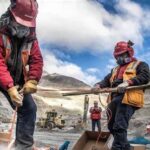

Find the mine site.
xmin=1 ymin=0 xmax=150 ymax=150
xmin=0 ymin=73 xmax=150 ymax=149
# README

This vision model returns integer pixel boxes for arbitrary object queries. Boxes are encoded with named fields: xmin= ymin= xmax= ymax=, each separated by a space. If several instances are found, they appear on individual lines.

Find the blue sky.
xmin=0 ymin=0 xmax=150 ymax=85
xmin=39 ymin=0 xmax=150 ymax=85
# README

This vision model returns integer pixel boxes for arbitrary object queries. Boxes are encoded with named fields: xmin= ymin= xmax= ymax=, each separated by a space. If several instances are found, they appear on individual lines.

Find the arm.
xmin=95 ymin=107 xmax=102 ymax=113
xmin=89 ymin=107 xmax=93 ymax=113
xmin=0 ymin=35 xmax=14 ymax=90
xmin=96 ymin=72 xmax=112 ymax=88
xmin=99 ymin=107 xmax=102 ymax=112
xmin=129 ymin=62 xmax=150 ymax=86
xmin=28 ymin=40 xmax=43 ymax=82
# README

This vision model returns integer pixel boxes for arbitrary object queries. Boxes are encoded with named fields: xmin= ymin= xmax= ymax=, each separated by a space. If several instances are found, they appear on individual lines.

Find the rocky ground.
xmin=128 ymin=90 xmax=150 ymax=136
xmin=0 ymin=73 xmax=150 ymax=149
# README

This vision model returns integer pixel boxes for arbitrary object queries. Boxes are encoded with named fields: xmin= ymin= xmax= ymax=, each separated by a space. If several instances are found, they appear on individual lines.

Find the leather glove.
xmin=7 ymin=86 xmax=23 ymax=107
xmin=117 ymin=81 xmax=129 ymax=93
xmin=91 ymin=84 xmax=101 ymax=94
xmin=23 ymin=80 xmax=38 ymax=94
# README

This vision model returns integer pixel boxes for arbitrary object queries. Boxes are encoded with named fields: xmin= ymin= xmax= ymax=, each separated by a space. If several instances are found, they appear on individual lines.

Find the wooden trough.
xmin=72 ymin=131 xmax=111 ymax=150
xmin=0 ymin=131 xmax=11 ymax=143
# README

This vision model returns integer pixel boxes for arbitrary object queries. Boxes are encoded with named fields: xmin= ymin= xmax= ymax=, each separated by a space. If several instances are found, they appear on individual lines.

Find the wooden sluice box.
xmin=0 ymin=131 xmax=11 ymax=143
xmin=72 ymin=131 xmax=112 ymax=150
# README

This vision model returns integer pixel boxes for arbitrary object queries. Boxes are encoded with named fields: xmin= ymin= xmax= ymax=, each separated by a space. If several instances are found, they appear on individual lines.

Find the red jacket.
xmin=90 ymin=107 xmax=102 ymax=120
xmin=0 ymin=34 xmax=43 ymax=90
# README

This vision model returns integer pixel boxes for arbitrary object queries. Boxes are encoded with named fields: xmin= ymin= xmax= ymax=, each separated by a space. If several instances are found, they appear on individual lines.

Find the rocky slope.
xmin=39 ymin=73 xmax=90 ymax=89
xmin=129 ymin=89 xmax=150 ymax=136
xmin=0 ymin=73 xmax=90 ymax=122
xmin=0 ymin=74 xmax=150 ymax=150
xmin=0 ymin=73 xmax=150 ymax=143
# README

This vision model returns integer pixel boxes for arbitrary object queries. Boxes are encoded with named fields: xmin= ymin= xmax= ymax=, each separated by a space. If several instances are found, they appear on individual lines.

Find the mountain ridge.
xmin=39 ymin=73 xmax=90 ymax=89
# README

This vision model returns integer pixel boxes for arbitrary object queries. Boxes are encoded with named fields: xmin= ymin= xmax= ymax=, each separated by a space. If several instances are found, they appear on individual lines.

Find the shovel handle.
xmin=62 ymin=83 xmax=150 ymax=96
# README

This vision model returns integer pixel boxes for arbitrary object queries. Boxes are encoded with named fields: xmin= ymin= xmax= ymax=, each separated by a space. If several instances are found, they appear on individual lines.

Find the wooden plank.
xmin=0 ymin=132 xmax=11 ymax=142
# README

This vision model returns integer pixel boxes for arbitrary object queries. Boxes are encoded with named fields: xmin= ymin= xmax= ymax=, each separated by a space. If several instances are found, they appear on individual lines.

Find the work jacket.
xmin=97 ymin=60 xmax=150 ymax=108
xmin=0 ymin=33 xmax=43 ymax=90
xmin=90 ymin=107 xmax=101 ymax=120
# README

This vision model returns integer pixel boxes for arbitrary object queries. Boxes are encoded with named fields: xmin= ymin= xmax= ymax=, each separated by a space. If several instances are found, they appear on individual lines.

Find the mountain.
xmin=39 ymin=73 xmax=90 ymax=89
xmin=0 ymin=73 xmax=90 ymax=122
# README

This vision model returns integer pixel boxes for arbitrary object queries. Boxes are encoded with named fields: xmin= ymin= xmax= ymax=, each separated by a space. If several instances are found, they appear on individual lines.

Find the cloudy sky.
xmin=0 ymin=0 xmax=150 ymax=85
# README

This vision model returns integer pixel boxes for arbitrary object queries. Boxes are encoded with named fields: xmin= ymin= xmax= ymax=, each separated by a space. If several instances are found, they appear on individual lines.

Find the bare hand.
xmin=91 ymin=84 xmax=101 ymax=94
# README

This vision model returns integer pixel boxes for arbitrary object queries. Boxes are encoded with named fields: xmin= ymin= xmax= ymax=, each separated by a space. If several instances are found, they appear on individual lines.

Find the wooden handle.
xmin=62 ymin=83 xmax=150 ymax=96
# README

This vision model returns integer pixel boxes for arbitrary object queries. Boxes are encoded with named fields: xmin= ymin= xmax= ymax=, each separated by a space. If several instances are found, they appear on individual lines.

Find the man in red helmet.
xmin=92 ymin=41 xmax=150 ymax=150
xmin=0 ymin=0 xmax=43 ymax=150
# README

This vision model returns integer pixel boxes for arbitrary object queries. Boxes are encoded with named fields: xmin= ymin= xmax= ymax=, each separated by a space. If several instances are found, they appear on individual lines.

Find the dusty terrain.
xmin=0 ymin=73 xmax=150 ymax=149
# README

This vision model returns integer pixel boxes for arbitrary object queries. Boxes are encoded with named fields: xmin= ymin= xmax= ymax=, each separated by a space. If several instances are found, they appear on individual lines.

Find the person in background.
xmin=89 ymin=101 xmax=102 ymax=132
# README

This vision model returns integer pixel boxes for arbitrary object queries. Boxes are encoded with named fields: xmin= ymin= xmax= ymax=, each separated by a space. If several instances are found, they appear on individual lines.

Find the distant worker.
xmin=92 ymin=41 xmax=150 ymax=150
xmin=89 ymin=101 xmax=102 ymax=132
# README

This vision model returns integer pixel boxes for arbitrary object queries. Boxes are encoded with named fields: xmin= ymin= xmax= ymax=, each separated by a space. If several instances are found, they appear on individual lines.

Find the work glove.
xmin=7 ymin=86 xmax=23 ymax=107
xmin=91 ymin=84 xmax=101 ymax=94
xmin=117 ymin=81 xmax=129 ymax=93
xmin=22 ymin=80 xmax=38 ymax=94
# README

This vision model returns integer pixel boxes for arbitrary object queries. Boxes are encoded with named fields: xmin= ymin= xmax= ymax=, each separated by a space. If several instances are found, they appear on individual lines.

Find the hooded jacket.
xmin=0 ymin=29 xmax=43 ymax=90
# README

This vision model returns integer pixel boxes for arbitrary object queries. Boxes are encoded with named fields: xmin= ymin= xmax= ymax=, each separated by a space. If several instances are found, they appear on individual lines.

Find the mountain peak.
xmin=40 ymin=73 xmax=90 ymax=89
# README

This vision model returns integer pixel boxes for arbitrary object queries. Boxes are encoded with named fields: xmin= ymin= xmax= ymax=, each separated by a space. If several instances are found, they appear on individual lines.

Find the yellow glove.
xmin=7 ymin=86 xmax=23 ymax=107
xmin=23 ymin=80 xmax=38 ymax=94
xmin=117 ymin=81 xmax=129 ymax=93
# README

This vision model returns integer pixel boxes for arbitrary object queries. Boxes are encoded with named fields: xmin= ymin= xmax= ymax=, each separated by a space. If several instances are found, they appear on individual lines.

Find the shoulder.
xmin=0 ymin=34 xmax=4 ymax=47
xmin=139 ymin=61 xmax=149 ymax=66
xmin=128 ymin=60 xmax=149 ymax=69
xmin=111 ymin=65 xmax=119 ymax=72
xmin=30 ymin=39 xmax=40 ymax=50
xmin=32 ymin=39 xmax=39 ymax=46
xmin=138 ymin=61 xmax=149 ymax=68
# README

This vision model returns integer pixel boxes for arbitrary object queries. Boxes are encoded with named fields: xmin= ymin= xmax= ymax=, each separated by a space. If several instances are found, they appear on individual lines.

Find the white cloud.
xmin=0 ymin=0 xmax=150 ymax=84
xmin=42 ymin=49 xmax=99 ymax=85
xmin=0 ymin=0 xmax=150 ymax=52
xmin=116 ymin=0 xmax=143 ymax=19
xmin=86 ymin=68 xmax=100 ymax=74
xmin=36 ymin=0 xmax=150 ymax=52
xmin=138 ymin=51 xmax=150 ymax=63
xmin=0 ymin=0 xmax=10 ymax=15
xmin=106 ymin=59 xmax=116 ymax=70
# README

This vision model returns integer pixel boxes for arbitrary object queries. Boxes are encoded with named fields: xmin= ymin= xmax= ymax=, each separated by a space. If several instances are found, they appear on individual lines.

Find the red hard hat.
xmin=114 ymin=41 xmax=134 ymax=59
xmin=10 ymin=0 xmax=38 ymax=27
